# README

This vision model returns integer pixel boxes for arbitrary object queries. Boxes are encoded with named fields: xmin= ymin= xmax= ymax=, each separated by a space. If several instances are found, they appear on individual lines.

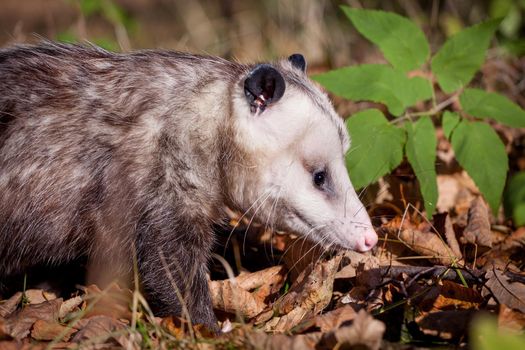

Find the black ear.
xmin=288 ymin=53 xmax=306 ymax=73
xmin=244 ymin=64 xmax=285 ymax=113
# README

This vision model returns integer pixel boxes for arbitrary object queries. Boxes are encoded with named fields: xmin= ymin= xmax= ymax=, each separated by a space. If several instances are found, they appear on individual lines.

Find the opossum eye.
xmin=313 ymin=170 xmax=326 ymax=188
xmin=244 ymin=64 xmax=285 ymax=113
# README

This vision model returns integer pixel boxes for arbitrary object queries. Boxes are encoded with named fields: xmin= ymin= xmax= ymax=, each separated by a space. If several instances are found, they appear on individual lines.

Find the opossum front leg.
xmin=136 ymin=224 xmax=218 ymax=331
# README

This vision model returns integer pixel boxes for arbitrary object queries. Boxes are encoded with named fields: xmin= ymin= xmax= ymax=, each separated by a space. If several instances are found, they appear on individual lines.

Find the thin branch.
xmin=391 ymin=93 xmax=459 ymax=124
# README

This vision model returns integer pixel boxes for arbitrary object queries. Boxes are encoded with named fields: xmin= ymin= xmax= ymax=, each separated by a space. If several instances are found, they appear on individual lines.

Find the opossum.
xmin=0 ymin=42 xmax=378 ymax=329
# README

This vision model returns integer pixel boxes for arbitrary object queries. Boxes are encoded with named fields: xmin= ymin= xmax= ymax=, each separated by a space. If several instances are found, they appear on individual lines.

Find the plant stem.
xmin=391 ymin=93 xmax=459 ymax=124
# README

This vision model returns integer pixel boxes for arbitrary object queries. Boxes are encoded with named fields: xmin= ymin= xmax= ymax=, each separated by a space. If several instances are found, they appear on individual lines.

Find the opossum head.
xmin=229 ymin=54 xmax=377 ymax=252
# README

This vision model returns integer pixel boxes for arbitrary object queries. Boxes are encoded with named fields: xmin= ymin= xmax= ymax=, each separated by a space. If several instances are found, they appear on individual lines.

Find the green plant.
xmin=314 ymin=7 xmax=525 ymax=218
xmin=471 ymin=316 xmax=525 ymax=350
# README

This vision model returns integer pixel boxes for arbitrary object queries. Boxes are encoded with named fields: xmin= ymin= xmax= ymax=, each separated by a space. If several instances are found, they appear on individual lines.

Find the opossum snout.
xmin=354 ymin=226 xmax=378 ymax=252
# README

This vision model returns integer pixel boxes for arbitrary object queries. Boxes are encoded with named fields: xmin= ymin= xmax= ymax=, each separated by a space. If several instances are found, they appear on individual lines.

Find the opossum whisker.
xmin=223 ymin=187 xmax=274 ymax=256
xmin=279 ymin=224 xmax=328 ymax=272
xmin=263 ymin=185 xmax=283 ymax=261
xmin=242 ymin=186 xmax=277 ymax=256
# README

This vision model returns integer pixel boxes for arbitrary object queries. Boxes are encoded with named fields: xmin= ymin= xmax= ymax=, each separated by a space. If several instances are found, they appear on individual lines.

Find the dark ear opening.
xmin=288 ymin=53 xmax=306 ymax=73
xmin=244 ymin=64 xmax=285 ymax=114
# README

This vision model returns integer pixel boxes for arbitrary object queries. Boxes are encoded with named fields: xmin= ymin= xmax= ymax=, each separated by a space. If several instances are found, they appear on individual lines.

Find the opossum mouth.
xmin=289 ymin=208 xmax=354 ymax=251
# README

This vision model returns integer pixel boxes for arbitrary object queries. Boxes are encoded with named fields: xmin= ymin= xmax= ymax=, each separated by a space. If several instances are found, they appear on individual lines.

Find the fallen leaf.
xmin=317 ymin=310 xmax=385 ymax=350
xmin=266 ymin=256 xmax=341 ymax=332
xmin=416 ymin=309 xmax=478 ymax=340
xmin=485 ymin=268 xmax=525 ymax=313
xmin=210 ymin=279 xmax=267 ymax=319
xmin=298 ymin=305 xmax=358 ymax=333
xmin=30 ymin=319 xmax=75 ymax=341
xmin=418 ymin=280 xmax=483 ymax=313
xmin=246 ymin=329 xmax=320 ymax=350
xmin=4 ymin=298 xmax=62 ymax=339
xmin=0 ymin=340 xmax=46 ymax=350
xmin=444 ymin=213 xmax=462 ymax=259
xmin=72 ymin=315 xmax=129 ymax=347
xmin=462 ymin=197 xmax=492 ymax=248
xmin=335 ymin=251 xmax=379 ymax=280
xmin=24 ymin=289 xmax=57 ymax=305
xmin=399 ymin=228 xmax=459 ymax=265
xmin=237 ymin=265 xmax=287 ymax=303
xmin=498 ymin=304 xmax=525 ymax=333
xmin=59 ymin=296 xmax=83 ymax=319
xmin=0 ymin=292 xmax=22 ymax=318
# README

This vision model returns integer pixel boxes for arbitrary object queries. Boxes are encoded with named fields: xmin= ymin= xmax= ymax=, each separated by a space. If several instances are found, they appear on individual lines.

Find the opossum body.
xmin=0 ymin=43 xmax=377 ymax=329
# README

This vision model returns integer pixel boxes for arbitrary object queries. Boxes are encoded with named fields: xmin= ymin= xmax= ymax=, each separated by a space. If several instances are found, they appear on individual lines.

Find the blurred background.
xmin=0 ymin=0 xmax=523 ymax=114
xmin=0 ymin=0 xmax=523 ymax=64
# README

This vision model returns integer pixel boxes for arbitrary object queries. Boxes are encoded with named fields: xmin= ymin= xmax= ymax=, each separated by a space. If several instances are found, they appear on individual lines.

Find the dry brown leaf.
xmin=462 ymin=197 xmax=492 ymax=248
xmin=31 ymin=319 xmax=75 ymax=341
xmin=210 ymin=280 xmax=266 ymax=319
xmin=498 ymin=304 xmax=525 ymax=332
xmin=276 ymin=255 xmax=341 ymax=315
xmin=419 ymin=280 xmax=483 ymax=313
xmin=238 ymin=265 xmax=287 ymax=303
xmin=479 ymin=227 xmax=525 ymax=270
xmin=265 ymin=256 xmax=341 ymax=332
xmin=0 ymin=292 xmax=22 ymax=318
xmin=317 ymin=310 xmax=385 ymax=350
xmin=3 ymin=298 xmax=62 ymax=339
xmin=263 ymin=307 xmax=310 ymax=333
xmin=444 ymin=213 xmax=462 ymax=259
xmin=417 ymin=309 xmax=477 ymax=340
xmin=24 ymin=289 xmax=57 ymax=305
xmin=399 ymin=228 xmax=459 ymax=265
xmin=436 ymin=172 xmax=479 ymax=216
xmin=484 ymin=268 xmax=525 ymax=313
xmin=305 ymin=305 xmax=358 ymax=333
xmin=246 ymin=330 xmax=320 ymax=350
xmin=335 ymin=251 xmax=379 ymax=280
xmin=0 ymin=340 xmax=46 ymax=350
xmin=72 ymin=315 xmax=129 ymax=347
xmin=210 ymin=265 xmax=287 ymax=319
xmin=59 ymin=296 xmax=83 ymax=319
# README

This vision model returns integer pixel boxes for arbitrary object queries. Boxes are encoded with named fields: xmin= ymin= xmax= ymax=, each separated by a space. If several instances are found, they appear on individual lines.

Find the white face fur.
xmin=231 ymin=67 xmax=378 ymax=253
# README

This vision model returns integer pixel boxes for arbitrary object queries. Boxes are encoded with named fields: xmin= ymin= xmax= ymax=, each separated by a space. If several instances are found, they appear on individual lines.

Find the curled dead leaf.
xmin=0 ymin=292 xmax=22 ymax=318
xmin=30 ymin=319 xmax=75 ymax=341
xmin=266 ymin=256 xmax=341 ymax=332
xmin=3 ymin=298 xmax=62 ymax=339
xmin=399 ymin=228 xmax=460 ymax=265
xmin=317 ymin=310 xmax=385 ymax=350
xmin=484 ymin=268 xmax=525 ymax=313
xmin=462 ymin=197 xmax=492 ymax=248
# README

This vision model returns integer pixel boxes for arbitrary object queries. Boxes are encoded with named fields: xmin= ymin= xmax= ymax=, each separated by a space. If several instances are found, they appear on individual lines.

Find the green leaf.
xmin=450 ymin=120 xmax=508 ymax=214
xmin=460 ymin=88 xmax=525 ymax=128
xmin=345 ymin=109 xmax=406 ymax=189
xmin=472 ymin=317 xmax=525 ymax=350
xmin=442 ymin=111 xmax=460 ymax=139
xmin=431 ymin=19 xmax=501 ymax=93
xmin=405 ymin=117 xmax=438 ymax=218
xmin=313 ymin=65 xmax=432 ymax=116
xmin=504 ymin=171 xmax=525 ymax=226
xmin=341 ymin=6 xmax=430 ymax=72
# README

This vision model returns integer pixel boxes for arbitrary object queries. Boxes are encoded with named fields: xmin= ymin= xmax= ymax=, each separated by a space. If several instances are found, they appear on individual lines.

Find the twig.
xmin=390 ymin=93 xmax=460 ymax=125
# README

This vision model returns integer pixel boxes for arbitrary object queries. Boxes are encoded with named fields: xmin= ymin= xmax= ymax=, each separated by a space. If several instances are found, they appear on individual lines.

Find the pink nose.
xmin=357 ymin=228 xmax=378 ymax=252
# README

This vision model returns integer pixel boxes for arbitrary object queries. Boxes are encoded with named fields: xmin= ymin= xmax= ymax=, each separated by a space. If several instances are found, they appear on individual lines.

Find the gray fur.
xmin=0 ymin=42 xmax=358 ymax=329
